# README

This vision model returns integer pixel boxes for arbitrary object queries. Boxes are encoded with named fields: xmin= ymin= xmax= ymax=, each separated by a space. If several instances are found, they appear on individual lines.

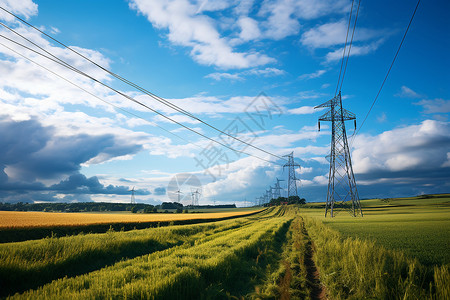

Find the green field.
xmin=0 ymin=197 xmax=448 ymax=299
xmin=304 ymin=194 xmax=450 ymax=266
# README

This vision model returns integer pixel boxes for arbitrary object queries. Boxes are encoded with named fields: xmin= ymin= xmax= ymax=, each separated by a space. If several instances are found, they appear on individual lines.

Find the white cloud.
xmin=395 ymin=85 xmax=421 ymax=98
xmin=246 ymin=67 xmax=285 ymax=76
xmin=205 ymin=67 xmax=285 ymax=81
xmin=288 ymin=105 xmax=319 ymax=115
xmin=299 ymin=69 xmax=326 ymax=80
xmin=325 ymin=39 xmax=384 ymax=62
xmin=301 ymin=20 xmax=349 ymax=48
xmin=259 ymin=0 xmax=301 ymax=40
xmin=0 ymin=0 xmax=38 ymax=21
xmin=129 ymin=0 xmax=274 ymax=69
xmin=205 ymin=72 xmax=243 ymax=81
xmin=238 ymin=16 xmax=261 ymax=41
xmin=259 ymin=0 xmax=349 ymax=40
xmin=301 ymin=19 xmax=379 ymax=49
xmin=352 ymin=120 xmax=450 ymax=174
xmin=415 ymin=98 xmax=450 ymax=114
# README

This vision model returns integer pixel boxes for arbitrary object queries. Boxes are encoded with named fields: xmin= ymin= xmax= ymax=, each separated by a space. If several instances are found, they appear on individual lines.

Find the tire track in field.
xmin=300 ymin=217 xmax=327 ymax=300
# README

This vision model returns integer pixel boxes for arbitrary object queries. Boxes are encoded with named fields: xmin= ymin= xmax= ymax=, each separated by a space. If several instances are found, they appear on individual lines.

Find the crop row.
xmin=1 ymin=207 xmax=280 ymax=297
xmin=9 ymin=207 xmax=296 ymax=299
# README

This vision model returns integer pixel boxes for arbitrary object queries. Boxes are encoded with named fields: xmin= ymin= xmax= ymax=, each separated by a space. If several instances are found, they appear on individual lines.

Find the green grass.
xmin=1 ymin=199 xmax=449 ymax=299
xmin=10 ymin=206 xmax=297 ymax=299
xmin=302 ymin=215 xmax=449 ymax=300
xmin=305 ymin=195 xmax=450 ymax=266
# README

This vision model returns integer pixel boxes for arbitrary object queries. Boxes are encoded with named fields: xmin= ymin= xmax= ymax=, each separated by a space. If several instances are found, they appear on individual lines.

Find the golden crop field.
xmin=0 ymin=210 xmax=262 ymax=228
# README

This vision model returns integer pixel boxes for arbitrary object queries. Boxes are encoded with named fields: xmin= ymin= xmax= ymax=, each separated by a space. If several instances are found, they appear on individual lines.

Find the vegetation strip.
xmin=10 ymin=207 xmax=293 ymax=299
xmin=303 ymin=215 xmax=450 ymax=299
xmin=0 ymin=209 xmax=273 ymax=297
xmin=0 ymin=209 xmax=265 ymax=243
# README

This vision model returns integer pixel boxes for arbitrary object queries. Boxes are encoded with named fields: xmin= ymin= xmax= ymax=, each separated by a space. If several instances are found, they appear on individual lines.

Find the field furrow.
xmin=0 ymin=208 xmax=276 ymax=297
xmin=11 ymin=208 xmax=295 ymax=299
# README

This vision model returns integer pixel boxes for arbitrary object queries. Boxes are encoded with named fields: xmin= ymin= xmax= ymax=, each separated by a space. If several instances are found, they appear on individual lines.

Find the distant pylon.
xmin=273 ymin=178 xmax=284 ymax=199
xmin=283 ymin=152 xmax=301 ymax=198
xmin=315 ymin=91 xmax=362 ymax=217
xmin=129 ymin=186 xmax=136 ymax=204
xmin=258 ymin=196 xmax=264 ymax=206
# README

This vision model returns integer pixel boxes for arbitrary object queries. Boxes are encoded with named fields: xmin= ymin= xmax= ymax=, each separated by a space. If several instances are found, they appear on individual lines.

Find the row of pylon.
xmin=257 ymin=91 xmax=363 ymax=217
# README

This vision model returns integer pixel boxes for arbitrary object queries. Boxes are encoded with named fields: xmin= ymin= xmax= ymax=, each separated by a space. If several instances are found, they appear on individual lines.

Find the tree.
xmin=131 ymin=206 xmax=138 ymax=213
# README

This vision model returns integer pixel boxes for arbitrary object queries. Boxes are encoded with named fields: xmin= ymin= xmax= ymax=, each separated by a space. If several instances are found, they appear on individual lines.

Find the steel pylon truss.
xmin=315 ymin=92 xmax=362 ymax=217
xmin=273 ymin=178 xmax=284 ymax=199
xmin=283 ymin=152 xmax=300 ymax=198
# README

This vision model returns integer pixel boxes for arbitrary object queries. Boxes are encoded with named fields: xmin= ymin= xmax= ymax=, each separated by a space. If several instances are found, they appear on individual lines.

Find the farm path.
xmin=301 ymin=220 xmax=327 ymax=300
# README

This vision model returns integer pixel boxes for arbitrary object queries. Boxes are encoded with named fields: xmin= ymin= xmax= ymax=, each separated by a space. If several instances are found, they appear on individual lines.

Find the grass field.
xmin=0 ymin=197 xmax=448 ymax=299
xmin=303 ymin=194 xmax=450 ymax=266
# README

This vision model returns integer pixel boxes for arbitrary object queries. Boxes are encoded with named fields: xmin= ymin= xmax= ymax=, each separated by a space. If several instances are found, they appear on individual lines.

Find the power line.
xmin=351 ymin=0 xmax=421 ymax=145
xmin=335 ymin=0 xmax=355 ymax=96
xmin=339 ymin=0 xmax=361 ymax=93
xmin=0 ymin=6 xmax=287 ymax=162
xmin=0 ymin=40 xmax=192 ymax=145
xmin=0 ymin=33 xmax=283 ymax=166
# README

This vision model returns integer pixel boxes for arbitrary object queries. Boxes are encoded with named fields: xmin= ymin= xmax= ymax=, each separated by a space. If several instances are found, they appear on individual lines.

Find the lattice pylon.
xmin=283 ymin=152 xmax=301 ymax=198
xmin=315 ymin=92 xmax=362 ymax=217
xmin=273 ymin=177 xmax=284 ymax=199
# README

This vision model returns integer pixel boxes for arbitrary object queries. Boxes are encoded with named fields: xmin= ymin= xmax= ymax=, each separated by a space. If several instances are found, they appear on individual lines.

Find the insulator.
xmin=318 ymin=121 xmax=321 ymax=131
xmin=354 ymin=119 xmax=356 ymax=130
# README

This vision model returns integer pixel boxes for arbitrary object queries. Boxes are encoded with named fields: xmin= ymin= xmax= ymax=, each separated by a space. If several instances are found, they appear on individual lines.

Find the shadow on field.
xmin=0 ymin=238 xmax=176 ymax=298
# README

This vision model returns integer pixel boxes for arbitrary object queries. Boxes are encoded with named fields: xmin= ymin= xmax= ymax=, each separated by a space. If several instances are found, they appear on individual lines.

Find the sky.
xmin=0 ymin=0 xmax=449 ymax=206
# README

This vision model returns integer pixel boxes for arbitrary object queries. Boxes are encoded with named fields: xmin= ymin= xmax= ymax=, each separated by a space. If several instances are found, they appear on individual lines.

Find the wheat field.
xmin=0 ymin=210 xmax=262 ymax=228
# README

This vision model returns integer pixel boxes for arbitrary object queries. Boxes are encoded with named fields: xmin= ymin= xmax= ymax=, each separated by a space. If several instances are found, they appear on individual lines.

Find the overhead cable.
xmin=0 ymin=6 xmax=287 ymax=162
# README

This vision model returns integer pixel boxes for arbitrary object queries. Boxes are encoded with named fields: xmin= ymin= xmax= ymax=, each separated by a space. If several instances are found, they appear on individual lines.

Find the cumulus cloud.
xmin=127 ymin=0 xmax=358 ymax=68
xmin=0 ymin=115 xmax=142 ymax=184
xmin=0 ymin=0 xmax=38 ymax=21
xmin=0 ymin=115 xmax=151 ymax=202
xmin=153 ymin=187 xmax=166 ymax=195
xmin=129 ymin=0 xmax=274 ymax=69
xmin=50 ymin=173 xmax=149 ymax=195
xmin=300 ymin=19 xmax=380 ymax=49
xmin=258 ymin=0 xmax=349 ymax=40
xmin=238 ymin=16 xmax=261 ymax=41
xmin=352 ymin=120 xmax=450 ymax=176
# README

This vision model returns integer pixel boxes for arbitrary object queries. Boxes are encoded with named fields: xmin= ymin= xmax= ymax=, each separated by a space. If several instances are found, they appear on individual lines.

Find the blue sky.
xmin=0 ymin=0 xmax=449 ymax=205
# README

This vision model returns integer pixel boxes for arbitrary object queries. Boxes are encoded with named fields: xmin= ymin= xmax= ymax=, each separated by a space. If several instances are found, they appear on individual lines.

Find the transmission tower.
xmin=129 ymin=186 xmax=136 ymax=204
xmin=315 ymin=91 xmax=362 ymax=217
xmin=267 ymin=188 xmax=273 ymax=201
xmin=283 ymin=152 xmax=301 ymax=198
xmin=273 ymin=178 xmax=284 ymax=199
xmin=257 ymin=196 xmax=264 ymax=206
